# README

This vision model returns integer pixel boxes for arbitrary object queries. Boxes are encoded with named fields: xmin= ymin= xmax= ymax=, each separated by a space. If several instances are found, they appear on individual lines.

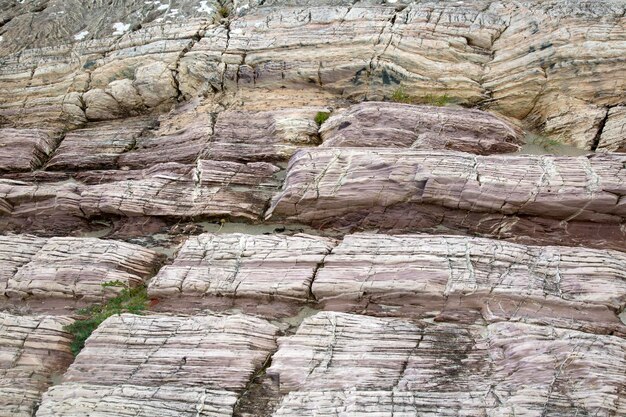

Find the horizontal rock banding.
xmin=313 ymin=233 xmax=626 ymax=334
xmin=0 ymin=129 xmax=61 ymax=172
xmin=268 ymin=311 xmax=626 ymax=416
xmin=320 ymin=102 xmax=524 ymax=154
xmin=0 ymin=235 xmax=160 ymax=306
xmin=1 ymin=159 xmax=281 ymax=234
xmin=0 ymin=313 xmax=74 ymax=417
xmin=36 ymin=313 xmax=278 ymax=416
xmin=267 ymin=148 xmax=626 ymax=249
xmin=149 ymin=233 xmax=335 ymax=311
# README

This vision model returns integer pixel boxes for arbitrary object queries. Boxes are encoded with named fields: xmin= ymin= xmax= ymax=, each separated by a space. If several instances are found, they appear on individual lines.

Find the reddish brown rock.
xmin=267 ymin=312 xmax=626 ymax=416
xmin=1 ymin=159 xmax=281 ymax=234
xmin=208 ymin=108 xmax=322 ymax=162
xmin=267 ymin=148 xmax=626 ymax=250
xmin=0 ymin=129 xmax=61 ymax=172
xmin=46 ymin=117 xmax=157 ymax=171
xmin=313 ymin=233 xmax=626 ymax=334
xmin=149 ymin=233 xmax=335 ymax=313
xmin=320 ymin=102 xmax=524 ymax=154
xmin=36 ymin=313 xmax=278 ymax=417
xmin=0 ymin=313 xmax=74 ymax=417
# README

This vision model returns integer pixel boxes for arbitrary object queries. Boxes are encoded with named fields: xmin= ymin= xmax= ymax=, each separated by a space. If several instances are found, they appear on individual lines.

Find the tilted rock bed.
xmin=0 ymin=0 xmax=625 ymax=415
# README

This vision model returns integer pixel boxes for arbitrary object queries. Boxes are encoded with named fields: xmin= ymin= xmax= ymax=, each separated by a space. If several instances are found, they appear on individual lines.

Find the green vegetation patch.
xmin=64 ymin=281 xmax=149 ymax=356
xmin=315 ymin=111 xmax=331 ymax=126
xmin=390 ymin=87 xmax=454 ymax=107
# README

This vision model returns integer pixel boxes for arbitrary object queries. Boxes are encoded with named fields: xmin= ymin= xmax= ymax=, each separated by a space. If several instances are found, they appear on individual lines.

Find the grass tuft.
xmin=315 ymin=111 xmax=331 ymax=126
xmin=63 ymin=281 xmax=149 ymax=356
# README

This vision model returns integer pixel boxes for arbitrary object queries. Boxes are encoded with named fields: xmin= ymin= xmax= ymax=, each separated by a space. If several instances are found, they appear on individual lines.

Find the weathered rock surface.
xmin=597 ymin=106 xmax=626 ymax=152
xmin=1 ymin=159 xmax=281 ymax=234
xmin=320 ymin=102 xmax=524 ymax=154
xmin=0 ymin=235 xmax=160 ymax=307
xmin=149 ymin=233 xmax=335 ymax=312
xmin=313 ymin=233 xmax=626 ymax=334
xmin=267 ymin=148 xmax=626 ymax=250
xmin=36 ymin=313 xmax=278 ymax=417
xmin=1 ymin=1 xmax=623 ymax=147
xmin=268 ymin=311 xmax=626 ymax=416
xmin=0 ymin=128 xmax=61 ymax=172
xmin=0 ymin=313 xmax=74 ymax=417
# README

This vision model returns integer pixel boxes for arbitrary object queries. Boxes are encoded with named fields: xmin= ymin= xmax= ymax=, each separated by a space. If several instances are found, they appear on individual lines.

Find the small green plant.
xmin=314 ymin=111 xmax=331 ymax=126
xmin=64 ymin=281 xmax=149 ymax=356
xmin=390 ymin=87 xmax=454 ymax=107
xmin=421 ymin=93 xmax=453 ymax=107
xmin=390 ymin=87 xmax=412 ymax=104
xmin=218 ymin=5 xmax=230 ymax=18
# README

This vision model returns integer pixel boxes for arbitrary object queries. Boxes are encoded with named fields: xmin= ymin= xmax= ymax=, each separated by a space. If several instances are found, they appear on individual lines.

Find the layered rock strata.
xmin=2 ymin=1 xmax=622 ymax=147
xmin=267 ymin=149 xmax=626 ymax=250
xmin=1 ymin=159 xmax=281 ymax=234
xmin=313 ymin=233 xmax=626 ymax=334
xmin=268 ymin=311 xmax=626 ymax=416
xmin=0 ymin=313 xmax=74 ymax=417
xmin=0 ymin=235 xmax=160 ymax=308
xmin=36 ymin=313 xmax=278 ymax=417
xmin=149 ymin=233 xmax=335 ymax=314
xmin=320 ymin=102 xmax=524 ymax=154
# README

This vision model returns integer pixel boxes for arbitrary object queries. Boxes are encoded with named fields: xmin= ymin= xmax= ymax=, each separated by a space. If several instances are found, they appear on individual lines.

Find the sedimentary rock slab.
xmin=149 ymin=233 xmax=335 ymax=305
xmin=268 ymin=312 xmax=626 ymax=416
xmin=209 ymin=108 xmax=322 ymax=162
xmin=1 ymin=159 xmax=281 ymax=234
xmin=267 ymin=148 xmax=626 ymax=250
xmin=320 ymin=102 xmax=524 ymax=154
xmin=313 ymin=233 xmax=626 ymax=334
xmin=597 ymin=106 xmax=626 ymax=152
xmin=37 ymin=384 xmax=237 ymax=417
xmin=0 ymin=313 xmax=74 ymax=417
xmin=46 ymin=116 xmax=157 ymax=171
xmin=0 ymin=129 xmax=61 ymax=172
xmin=0 ymin=234 xmax=47 ymax=295
xmin=3 ymin=237 xmax=160 ymax=302
xmin=79 ymin=160 xmax=281 ymax=219
xmin=36 ymin=313 xmax=278 ymax=416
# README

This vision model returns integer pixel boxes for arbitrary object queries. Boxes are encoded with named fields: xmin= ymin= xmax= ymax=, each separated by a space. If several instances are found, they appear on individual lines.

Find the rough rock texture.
xmin=313 ymin=233 xmax=626 ymax=334
xmin=36 ymin=313 xmax=278 ymax=417
xmin=320 ymin=102 xmax=524 ymax=154
xmin=1 ymin=159 xmax=281 ymax=234
xmin=210 ymin=108 xmax=323 ymax=162
xmin=0 ymin=128 xmax=61 ymax=172
xmin=597 ymin=106 xmax=626 ymax=152
xmin=267 ymin=148 xmax=626 ymax=250
xmin=268 ymin=311 xmax=626 ymax=416
xmin=1 ymin=1 xmax=623 ymax=147
xmin=149 ymin=233 xmax=335 ymax=311
xmin=1 ymin=236 xmax=161 ymax=305
xmin=1 ymin=1 xmax=625 ymax=416
xmin=0 ymin=313 xmax=74 ymax=417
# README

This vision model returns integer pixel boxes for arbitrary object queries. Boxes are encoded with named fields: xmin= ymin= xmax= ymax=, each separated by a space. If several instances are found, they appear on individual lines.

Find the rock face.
xmin=320 ymin=102 xmax=524 ymax=154
xmin=313 ymin=233 xmax=626 ymax=334
xmin=1 ymin=1 xmax=623 ymax=146
xmin=1 ymin=1 xmax=625 ymax=416
xmin=0 ymin=129 xmax=61 ymax=172
xmin=1 ymin=159 xmax=281 ymax=234
xmin=267 ymin=148 xmax=626 ymax=250
xmin=149 ymin=233 xmax=335 ymax=312
xmin=0 ymin=313 xmax=74 ymax=417
xmin=268 ymin=311 xmax=626 ymax=416
xmin=597 ymin=106 xmax=626 ymax=152
xmin=0 ymin=235 xmax=160 ymax=307
xmin=36 ymin=313 xmax=278 ymax=417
